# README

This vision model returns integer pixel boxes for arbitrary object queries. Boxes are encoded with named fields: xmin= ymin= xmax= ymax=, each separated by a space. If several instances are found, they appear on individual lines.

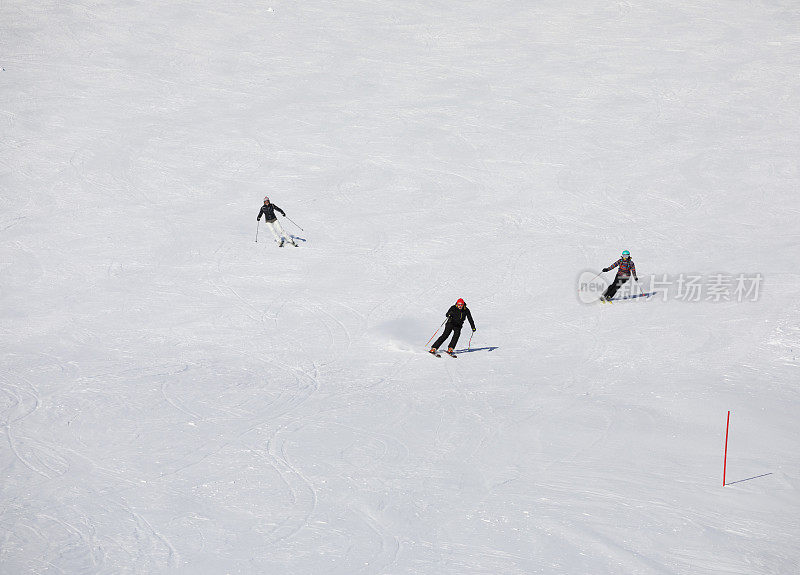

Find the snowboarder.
xmin=257 ymin=196 xmax=296 ymax=247
xmin=601 ymin=250 xmax=638 ymax=301
xmin=429 ymin=298 xmax=476 ymax=357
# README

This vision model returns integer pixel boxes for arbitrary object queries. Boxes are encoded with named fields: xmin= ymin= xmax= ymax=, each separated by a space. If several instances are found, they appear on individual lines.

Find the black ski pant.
xmin=433 ymin=324 xmax=462 ymax=350
xmin=604 ymin=275 xmax=630 ymax=300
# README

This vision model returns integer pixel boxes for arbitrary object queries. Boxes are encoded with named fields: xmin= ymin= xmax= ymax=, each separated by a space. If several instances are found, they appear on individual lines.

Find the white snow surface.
xmin=2 ymin=1 xmax=799 ymax=573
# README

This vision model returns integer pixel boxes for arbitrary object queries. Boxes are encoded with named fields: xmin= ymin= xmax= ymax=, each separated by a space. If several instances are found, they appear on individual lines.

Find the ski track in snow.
xmin=351 ymin=505 xmax=401 ymax=575
xmin=0 ymin=371 xmax=55 ymax=481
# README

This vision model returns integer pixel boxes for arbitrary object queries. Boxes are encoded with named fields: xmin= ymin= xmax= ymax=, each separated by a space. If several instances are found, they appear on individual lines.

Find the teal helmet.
xmin=622 ymin=250 xmax=630 ymax=257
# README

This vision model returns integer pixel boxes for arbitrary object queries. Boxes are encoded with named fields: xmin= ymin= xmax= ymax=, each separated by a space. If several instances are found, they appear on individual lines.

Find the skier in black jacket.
xmin=257 ymin=196 xmax=296 ymax=247
xmin=430 ymin=298 xmax=476 ymax=356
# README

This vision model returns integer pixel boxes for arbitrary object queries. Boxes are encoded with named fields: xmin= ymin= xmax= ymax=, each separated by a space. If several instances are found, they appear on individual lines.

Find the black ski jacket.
xmin=445 ymin=305 xmax=476 ymax=330
xmin=258 ymin=203 xmax=285 ymax=222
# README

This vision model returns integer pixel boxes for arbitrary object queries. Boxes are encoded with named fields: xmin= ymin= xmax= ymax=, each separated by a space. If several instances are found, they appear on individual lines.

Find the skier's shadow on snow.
xmin=454 ymin=346 xmax=498 ymax=354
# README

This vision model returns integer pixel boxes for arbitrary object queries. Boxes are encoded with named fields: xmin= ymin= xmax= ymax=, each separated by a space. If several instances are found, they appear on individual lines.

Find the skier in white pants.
xmin=257 ymin=196 xmax=296 ymax=247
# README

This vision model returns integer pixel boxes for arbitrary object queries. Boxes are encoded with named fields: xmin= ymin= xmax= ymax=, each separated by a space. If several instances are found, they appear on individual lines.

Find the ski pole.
xmin=284 ymin=215 xmax=304 ymax=232
xmin=586 ymin=271 xmax=604 ymax=284
xmin=255 ymin=220 xmax=260 ymax=243
xmin=426 ymin=319 xmax=446 ymax=347
xmin=468 ymin=331 xmax=474 ymax=351
xmin=580 ymin=271 xmax=605 ymax=294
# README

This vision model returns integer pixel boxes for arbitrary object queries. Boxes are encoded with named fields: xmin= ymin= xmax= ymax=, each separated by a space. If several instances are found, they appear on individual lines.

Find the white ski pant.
xmin=264 ymin=219 xmax=290 ymax=243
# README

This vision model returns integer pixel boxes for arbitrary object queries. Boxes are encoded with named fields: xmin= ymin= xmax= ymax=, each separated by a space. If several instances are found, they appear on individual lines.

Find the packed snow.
xmin=2 ymin=1 xmax=799 ymax=573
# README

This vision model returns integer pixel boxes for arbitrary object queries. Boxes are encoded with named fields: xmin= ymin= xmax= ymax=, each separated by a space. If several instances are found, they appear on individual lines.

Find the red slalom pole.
xmin=723 ymin=410 xmax=731 ymax=486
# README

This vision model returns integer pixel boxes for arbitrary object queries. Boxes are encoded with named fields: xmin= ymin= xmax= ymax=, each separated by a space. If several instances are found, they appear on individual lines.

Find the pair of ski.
xmin=601 ymin=291 xmax=655 ymax=303
xmin=429 ymin=349 xmax=457 ymax=359
xmin=279 ymin=239 xmax=298 ymax=248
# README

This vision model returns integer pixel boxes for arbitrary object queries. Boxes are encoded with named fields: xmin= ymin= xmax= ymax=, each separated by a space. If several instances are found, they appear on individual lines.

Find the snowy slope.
xmin=2 ymin=1 xmax=799 ymax=573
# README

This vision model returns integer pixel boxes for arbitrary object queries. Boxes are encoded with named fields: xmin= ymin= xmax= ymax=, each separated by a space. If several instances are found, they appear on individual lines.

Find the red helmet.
xmin=456 ymin=298 xmax=465 ymax=306
xmin=263 ymin=196 xmax=270 ymax=202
